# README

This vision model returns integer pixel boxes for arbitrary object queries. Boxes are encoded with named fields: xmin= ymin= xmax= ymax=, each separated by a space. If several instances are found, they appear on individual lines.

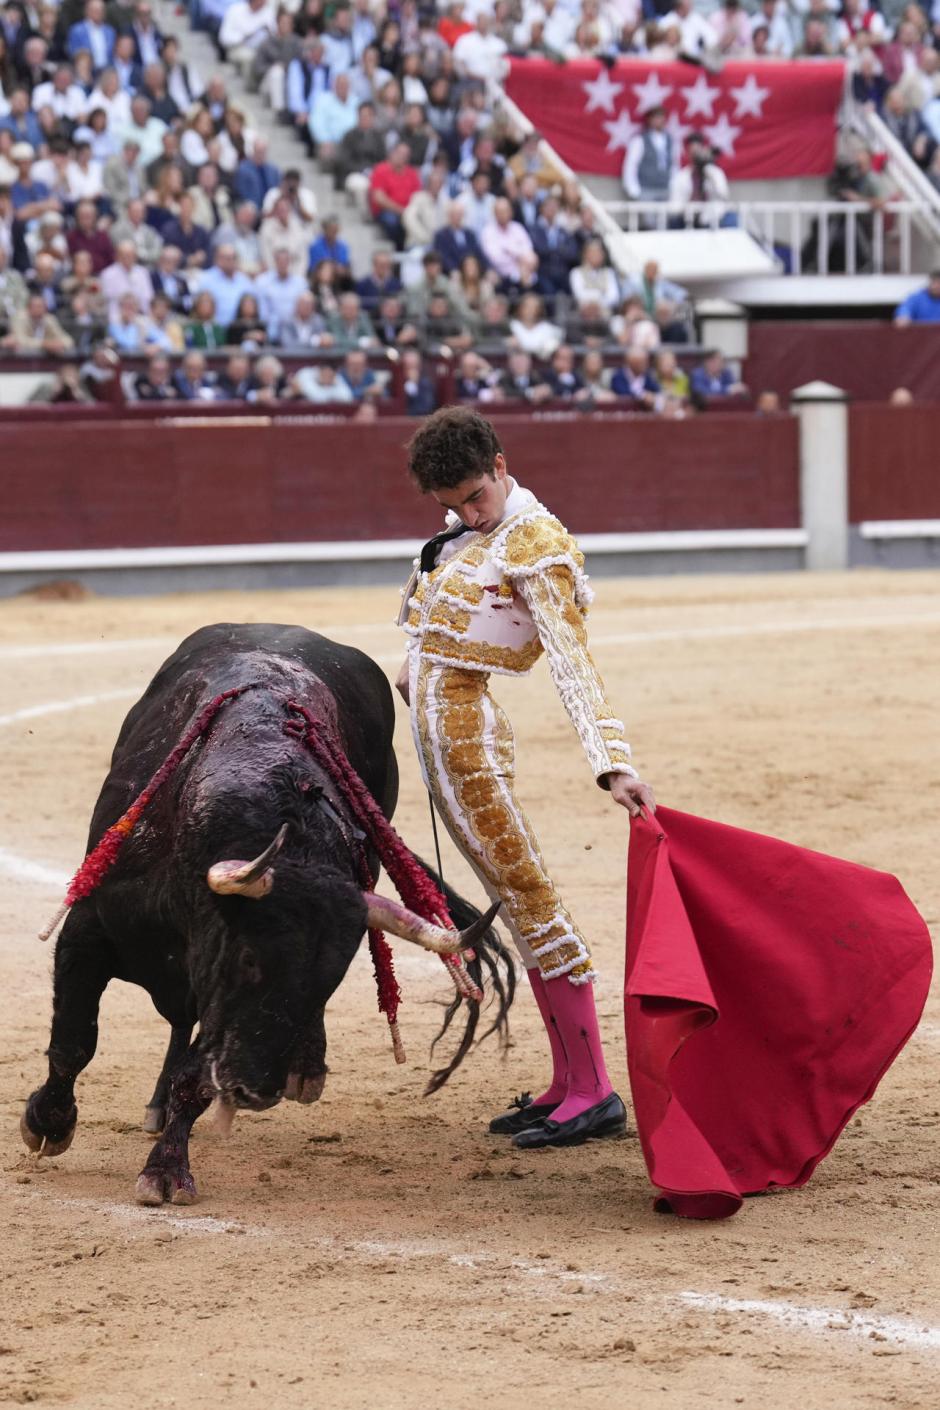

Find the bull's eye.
xmin=238 ymin=946 xmax=262 ymax=986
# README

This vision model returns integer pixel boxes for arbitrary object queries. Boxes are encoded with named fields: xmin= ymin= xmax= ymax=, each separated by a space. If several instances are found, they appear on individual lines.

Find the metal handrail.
xmin=602 ymin=199 xmax=921 ymax=275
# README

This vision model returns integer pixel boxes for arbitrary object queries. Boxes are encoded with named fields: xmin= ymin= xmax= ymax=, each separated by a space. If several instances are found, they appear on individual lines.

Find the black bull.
xmin=21 ymin=624 xmax=514 ymax=1205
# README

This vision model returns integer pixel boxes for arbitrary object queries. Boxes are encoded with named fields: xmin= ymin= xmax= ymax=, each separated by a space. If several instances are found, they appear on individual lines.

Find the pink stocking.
xmin=540 ymin=978 xmax=614 ymax=1124
xmin=526 ymin=967 xmax=568 ymax=1108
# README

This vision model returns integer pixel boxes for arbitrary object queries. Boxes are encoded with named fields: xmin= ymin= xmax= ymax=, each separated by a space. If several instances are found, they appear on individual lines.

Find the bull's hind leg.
xmin=136 ymin=1045 xmax=211 ymax=1206
xmin=21 ymin=906 xmax=112 ymax=1157
xmin=143 ymin=1023 xmax=193 ymax=1134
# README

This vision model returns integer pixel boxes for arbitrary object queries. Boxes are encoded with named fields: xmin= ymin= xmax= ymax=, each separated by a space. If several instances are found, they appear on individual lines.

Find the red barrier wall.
xmin=849 ymin=403 xmax=940 ymax=522
xmin=747 ymin=322 xmax=940 ymax=402
xmin=3 ymin=412 xmax=799 ymax=552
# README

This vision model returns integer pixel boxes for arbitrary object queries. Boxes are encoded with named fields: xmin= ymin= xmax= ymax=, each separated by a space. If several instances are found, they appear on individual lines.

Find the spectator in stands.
xmin=622 ymin=259 xmax=688 ymax=340
xmin=888 ymin=386 xmax=913 ymax=406
xmin=162 ymin=192 xmax=212 ymax=268
xmin=100 ymin=238 xmax=152 ymax=317
xmin=421 ymin=289 xmax=472 ymax=352
xmin=234 ymin=136 xmax=280 ymax=209
xmin=129 ymin=3 xmax=165 ymax=69
xmin=669 ymin=132 xmax=732 ymax=226
xmin=112 ymin=195 xmax=165 ymax=266
xmin=880 ymin=19 xmax=924 ymax=86
xmin=307 ymin=213 xmax=351 ymax=275
xmin=545 ymin=344 xmax=590 ymax=403
xmin=147 ymin=291 xmax=185 ymax=351
xmin=507 ymin=290 xmax=562 ymax=358
xmin=162 ymin=37 xmax=204 ymax=113
xmin=462 ymin=168 xmax=496 ymax=238
xmin=823 ymin=146 xmax=890 ymax=272
xmin=180 ymin=107 xmax=216 ymax=170
xmin=135 ymin=352 xmax=176 ymax=400
xmin=798 ymin=14 xmax=835 ymax=57
xmin=247 ymin=352 xmax=286 ymax=402
xmin=611 ymin=347 xmax=661 ymax=408
xmin=402 ymin=163 xmax=449 ymax=249
xmin=102 ymin=137 xmax=143 ymax=215
xmin=32 ymin=64 xmax=88 ymax=124
xmin=0 ymin=244 xmax=28 ymax=332
xmin=141 ymin=62 xmax=180 ymax=127
xmin=334 ymin=100 xmax=384 ymax=202
xmin=355 ymin=248 xmax=401 ymax=310
xmin=151 ymin=243 xmax=191 ymax=310
xmin=10 ymin=143 xmax=60 ymax=223
xmin=340 ymin=346 xmax=379 ymax=399
xmin=328 ymin=288 xmax=378 ymax=349
xmin=401 ymin=347 xmax=436 ymax=415
xmin=690 ymin=349 xmax=748 ymax=402
xmin=569 ymin=237 xmax=620 ymax=316
xmin=756 ymin=389 xmax=782 ymax=414
xmin=195 ymin=242 xmax=254 ymax=324
xmin=251 ymin=10 xmax=300 ymax=112
xmin=310 ymin=257 xmax=345 ymax=315
xmin=368 ymin=139 xmax=422 ymax=249
xmin=1 ymin=90 xmax=43 ymax=150
xmin=293 ymin=359 xmax=354 ymax=403
xmin=227 ymin=290 xmax=267 ymax=348
xmin=508 ymin=130 xmax=561 ymax=191
xmin=220 ymin=0 xmax=277 ymax=75
xmin=481 ymin=195 xmax=538 ymax=292
xmin=189 ymin=161 xmax=233 ymax=232
xmin=453 ymin=13 xmax=507 ymax=83
xmin=186 ymin=289 xmax=228 ymax=348
xmin=373 ymin=293 xmax=418 ymax=347
xmin=622 ymin=108 xmax=676 ymax=214
xmin=122 ymin=94 xmax=167 ymax=166
xmin=214 ymin=200 xmax=263 ymax=276
xmin=145 ymin=165 xmax=185 ymax=237
xmin=881 ymin=86 xmax=929 ymax=166
xmin=173 ymin=348 xmax=216 ymax=399
xmin=259 ymin=193 xmax=308 ymax=274
xmin=59 ymin=252 xmax=104 ymax=317
xmin=454 ymin=349 xmax=495 ymax=402
xmin=286 ymin=38 xmax=331 ymax=139
xmin=449 ymin=252 xmax=496 ymax=321
xmin=1 ymin=288 xmax=73 ymax=351
xmin=580 ymin=348 xmax=617 ymax=404
xmin=109 ymin=288 xmax=151 ymax=350
xmin=894 ymin=270 xmax=940 ymax=323
xmin=66 ymin=198 xmax=113 ymax=273
xmin=278 ymin=289 xmax=332 ymax=348
xmin=610 ymin=295 xmax=660 ymax=352
xmin=654 ymin=348 xmax=690 ymax=401
xmin=309 ymin=71 xmax=359 ymax=172
xmin=498 ymin=348 xmax=551 ymax=403
xmin=256 ymin=245 xmax=307 ymax=338
xmin=710 ymin=0 xmax=753 ymax=54
xmin=433 ymin=198 xmax=484 ymax=273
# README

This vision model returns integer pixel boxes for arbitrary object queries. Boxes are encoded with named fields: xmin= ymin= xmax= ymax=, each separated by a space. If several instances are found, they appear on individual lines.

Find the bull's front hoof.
xmin=20 ymin=1099 xmax=77 ymax=1156
xmin=135 ymin=1164 xmax=198 ymax=1207
xmin=142 ymin=1105 xmax=166 ymax=1134
xmin=285 ymin=1071 xmax=326 ymax=1104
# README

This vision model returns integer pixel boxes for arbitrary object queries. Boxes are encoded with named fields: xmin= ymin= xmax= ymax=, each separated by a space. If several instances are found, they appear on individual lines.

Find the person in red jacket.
xmin=368 ymin=140 xmax=422 ymax=249
xmin=65 ymin=199 xmax=115 ymax=274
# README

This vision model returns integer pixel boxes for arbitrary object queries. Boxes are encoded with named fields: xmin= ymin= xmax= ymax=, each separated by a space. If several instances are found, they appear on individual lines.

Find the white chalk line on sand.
xmin=16 ymin=1188 xmax=940 ymax=1354
xmin=0 ymin=845 xmax=68 ymax=889
xmin=0 ymin=687 xmax=138 ymax=729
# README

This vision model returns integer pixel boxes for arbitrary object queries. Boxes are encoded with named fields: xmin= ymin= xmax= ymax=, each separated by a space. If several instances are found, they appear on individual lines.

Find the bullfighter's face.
xmin=432 ymin=453 xmax=511 ymax=537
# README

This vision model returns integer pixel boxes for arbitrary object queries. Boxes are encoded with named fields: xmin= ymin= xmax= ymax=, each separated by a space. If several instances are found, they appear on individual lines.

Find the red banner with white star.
xmin=504 ymin=58 xmax=846 ymax=181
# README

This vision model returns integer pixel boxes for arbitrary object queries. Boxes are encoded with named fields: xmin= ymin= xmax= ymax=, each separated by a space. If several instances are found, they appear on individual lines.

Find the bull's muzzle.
xmin=363 ymin=893 xmax=500 ymax=955
xmin=206 ymin=824 xmax=288 ymax=898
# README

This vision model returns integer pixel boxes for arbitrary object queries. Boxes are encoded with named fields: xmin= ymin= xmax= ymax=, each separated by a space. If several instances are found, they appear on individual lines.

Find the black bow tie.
xmin=419 ymin=520 xmax=471 ymax=573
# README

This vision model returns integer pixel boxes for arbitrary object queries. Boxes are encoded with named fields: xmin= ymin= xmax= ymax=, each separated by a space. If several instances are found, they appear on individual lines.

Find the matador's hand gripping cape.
xmin=625 ymin=807 xmax=932 ymax=1219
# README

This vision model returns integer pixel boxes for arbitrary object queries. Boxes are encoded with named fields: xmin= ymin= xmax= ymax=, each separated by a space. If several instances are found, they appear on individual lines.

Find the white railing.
xmin=603 ymin=199 xmax=921 ymax=275
xmin=846 ymin=103 xmax=940 ymax=249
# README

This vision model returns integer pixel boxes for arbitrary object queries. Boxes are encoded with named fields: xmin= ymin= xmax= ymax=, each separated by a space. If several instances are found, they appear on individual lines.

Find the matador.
xmin=396 ymin=407 xmax=656 ymax=1148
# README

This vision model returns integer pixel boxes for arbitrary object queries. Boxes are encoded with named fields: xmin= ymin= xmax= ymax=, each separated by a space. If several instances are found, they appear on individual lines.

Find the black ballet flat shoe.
xmin=511 ymin=1092 xmax=628 ymax=1150
xmin=489 ymin=1091 xmax=559 ymax=1136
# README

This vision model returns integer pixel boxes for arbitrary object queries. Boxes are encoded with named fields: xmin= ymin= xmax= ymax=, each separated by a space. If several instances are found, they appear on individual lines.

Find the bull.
xmin=21 ymin=624 xmax=513 ymax=1205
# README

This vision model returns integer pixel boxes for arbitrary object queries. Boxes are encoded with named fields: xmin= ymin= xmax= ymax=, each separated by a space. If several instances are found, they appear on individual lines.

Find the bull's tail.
xmin=415 ymin=859 xmax=517 ymax=1095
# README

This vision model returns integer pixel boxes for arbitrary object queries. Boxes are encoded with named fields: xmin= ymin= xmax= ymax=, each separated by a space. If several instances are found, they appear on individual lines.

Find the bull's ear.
xmin=206 ymin=824 xmax=288 ymax=898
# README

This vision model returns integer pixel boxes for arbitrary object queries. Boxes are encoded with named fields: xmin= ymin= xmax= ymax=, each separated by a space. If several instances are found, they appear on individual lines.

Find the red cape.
xmin=625 ymin=807 xmax=933 ymax=1219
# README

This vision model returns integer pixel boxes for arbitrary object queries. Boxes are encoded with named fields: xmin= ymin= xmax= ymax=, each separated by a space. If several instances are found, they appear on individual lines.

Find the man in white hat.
xmin=10 ymin=144 xmax=63 ymax=224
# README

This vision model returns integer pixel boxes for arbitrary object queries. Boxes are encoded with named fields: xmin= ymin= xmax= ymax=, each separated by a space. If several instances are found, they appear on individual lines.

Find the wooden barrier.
xmin=2 ymin=411 xmax=799 ymax=553
xmin=747 ymin=322 xmax=940 ymax=403
xmin=849 ymin=403 xmax=940 ymax=523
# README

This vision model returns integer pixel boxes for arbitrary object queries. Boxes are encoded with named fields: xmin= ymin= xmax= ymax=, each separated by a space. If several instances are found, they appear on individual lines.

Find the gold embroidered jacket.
xmin=399 ymin=493 xmax=638 ymax=786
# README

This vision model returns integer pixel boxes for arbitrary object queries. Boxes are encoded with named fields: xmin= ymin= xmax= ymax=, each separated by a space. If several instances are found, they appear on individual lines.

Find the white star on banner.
xmin=704 ymin=112 xmax=742 ymax=157
xmin=603 ymin=109 xmax=641 ymax=152
xmin=582 ymin=68 xmax=624 ymax=115
xmin=682 ymin=73 xmax=720 ymax=119
xmin=729 ymin=73 xmax=770 ymax=119
xmin=632 ymin=71 xmax=673 ymax=115
xmin=666 ymin=112 xmax=691 ymax=148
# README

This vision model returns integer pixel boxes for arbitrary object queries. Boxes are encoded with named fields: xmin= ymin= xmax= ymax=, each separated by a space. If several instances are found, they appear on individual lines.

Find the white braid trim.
xmin=531 ymin=929 xmax=588 ymax=960
xmin=525 ymin=915 xmax=574 ymax=943
xmin=543 ymin=951 xmax=597 ymax=983
xmin=567 ymin=968 xmax=598 ymax=986
xmin=416 ymin=651 xmax=529 ymax=677
xmin=604 ymin=762 xmax=640 ymax=780
xmin=597 ymin=718 xmax=626 ymax=732
xmin=417 ymin=620 xmax=476 ymax=644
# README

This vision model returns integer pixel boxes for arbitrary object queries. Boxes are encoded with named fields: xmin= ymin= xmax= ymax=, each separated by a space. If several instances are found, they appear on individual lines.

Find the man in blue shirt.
xmin=234 ymin=137 xmax=280 ymax=209
xmin=307 ymin=213 xmax=351 ymax=273
xmin=689 ymin=349 xmax=748 ymax=403
xmin=255 ymin=247 xmax=307 ymax=340
xmin=894 ymin=271 xmax=940 ymax=325
xmin=194 ymin=244 xmax=255 ymax=325
xmin=1 ymin=95 xmax=43 ymax=152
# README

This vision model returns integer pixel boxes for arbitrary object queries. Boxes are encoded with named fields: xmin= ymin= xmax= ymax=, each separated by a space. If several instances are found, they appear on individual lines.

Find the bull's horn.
xmin=206 ymin=824 xmax=289 ymax=898
xmin=363 ymin=893 xmax=500 ymax=955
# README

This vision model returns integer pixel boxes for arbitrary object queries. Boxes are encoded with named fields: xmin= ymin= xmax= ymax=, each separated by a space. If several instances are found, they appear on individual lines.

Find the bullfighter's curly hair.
xmin=406 ymin=407 xmax=504 ymax=492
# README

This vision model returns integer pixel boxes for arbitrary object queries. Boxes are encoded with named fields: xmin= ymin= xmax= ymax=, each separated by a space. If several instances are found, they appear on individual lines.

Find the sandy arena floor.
xmin=0 ymin=569 xmax=938 ymax=1410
